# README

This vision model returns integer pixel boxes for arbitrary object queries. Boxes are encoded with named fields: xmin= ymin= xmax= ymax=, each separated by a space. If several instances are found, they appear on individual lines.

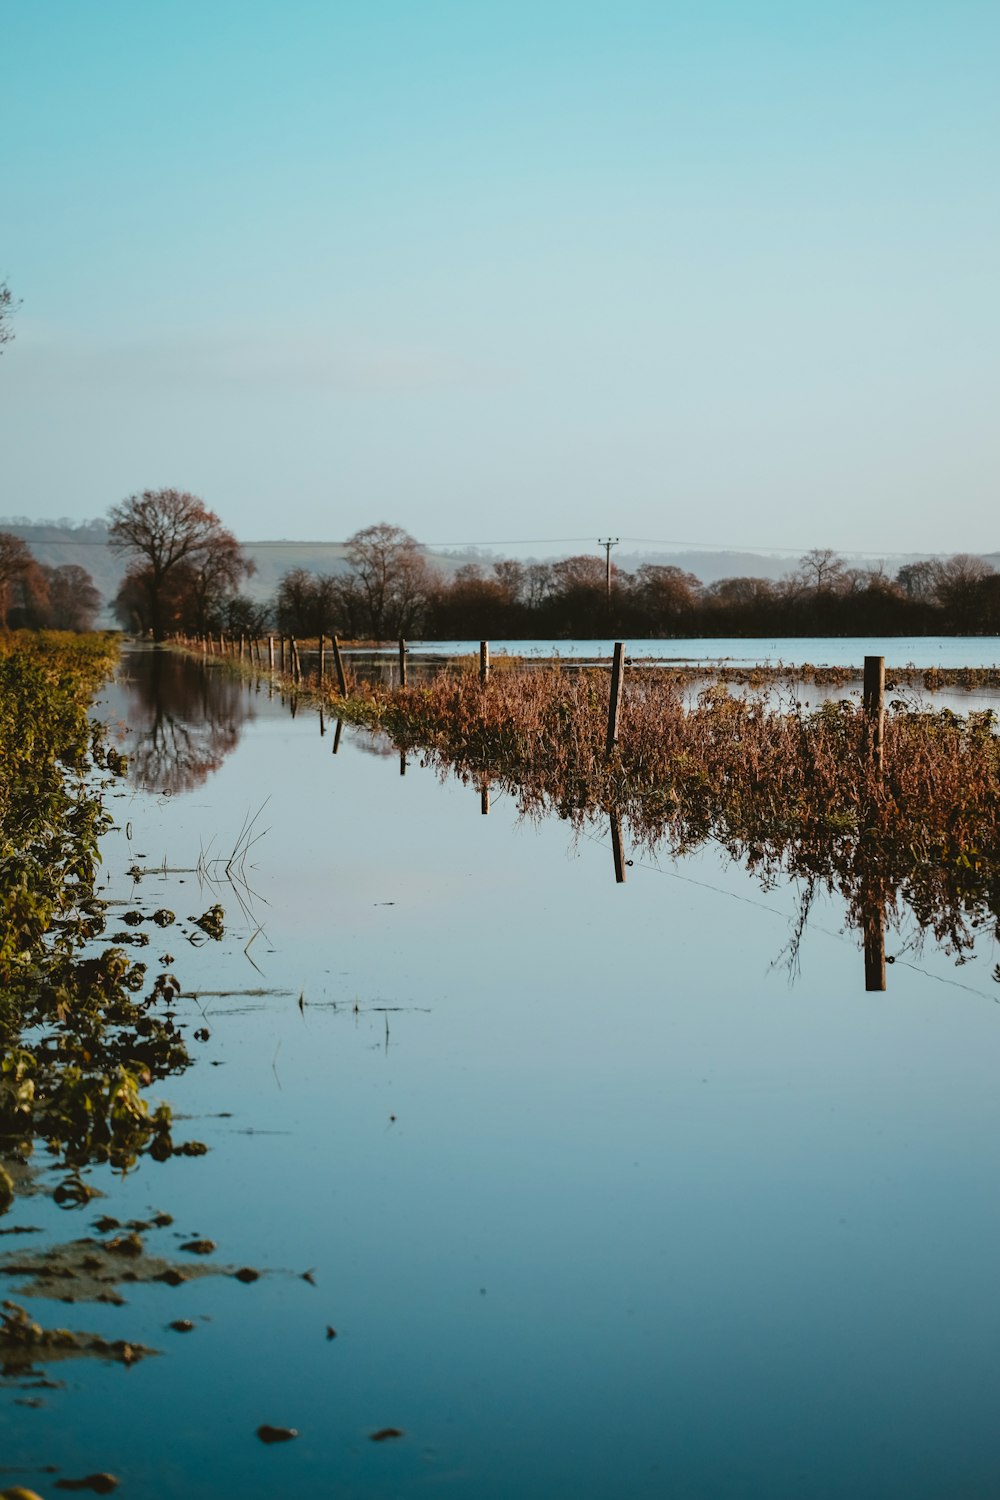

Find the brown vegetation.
xmin=309 ymin=666 xmax=1000 ymax=957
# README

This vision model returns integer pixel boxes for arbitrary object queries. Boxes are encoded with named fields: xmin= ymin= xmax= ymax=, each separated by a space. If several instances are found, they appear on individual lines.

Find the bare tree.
xmin=549 ymin=555 xmax=610 ymax=593
xmin=108 ymin=489 xmax=250 ymax=640
xmin=343 ymin=523 xmax=434 ymax=639
xmin=895 ymin=560 xmax=940 ymax=603
xmin=274 ymin=568 xmax=341 ymax=636
xmin=932 ymin=554 xmax=995 ymax=625
xmin=629 ymin=564 xmax=701 ymax=624
xmin=42 ymin=564 xmax=102 ymax=631
xmin=793 ymin=548 xmax=848 ymax=592
xmin=0 ymin=531 xmax=37 ymax=627
xmin=184 ymin=530 xmax=255 ymax=633
xmin=705 ymin=576 xmax=776 ymax=608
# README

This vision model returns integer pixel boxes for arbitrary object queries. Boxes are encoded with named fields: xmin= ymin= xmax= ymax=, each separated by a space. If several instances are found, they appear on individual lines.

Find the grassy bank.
xmin=0 ymin=633 xmax=190 ymax=1209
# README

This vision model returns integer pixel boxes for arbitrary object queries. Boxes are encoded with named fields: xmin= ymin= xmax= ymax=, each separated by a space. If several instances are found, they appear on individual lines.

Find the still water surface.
xmin=401 ymin=635 xmax=1000 ymax=667
xmin=4 ymin=647 xmax=1000 ymax=1498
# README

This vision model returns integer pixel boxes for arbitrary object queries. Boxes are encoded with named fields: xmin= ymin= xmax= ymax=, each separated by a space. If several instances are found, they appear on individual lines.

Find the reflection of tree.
xmin=119 ymin=649 xmax=253 ymax=793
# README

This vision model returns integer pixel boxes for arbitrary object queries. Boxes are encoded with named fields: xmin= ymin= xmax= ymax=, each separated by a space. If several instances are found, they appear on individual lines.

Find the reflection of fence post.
xmin=332 ymin=719 xmax=343 ymax=755
xmin=480 ymin=641 xmax=490 ymax=685
xmin=400 ymin=750 xmax=407 ymax=776
xmin=606 ymin=642 xmax=625 ymax=756
xmin=481 ymin=782 xmax=490 ymax=815
xmin=863 ymin=655 xmax=885 ymax=773
xmin=863 ymin=878 xmax=886 ymax=991
xmin=332 ymin=635 xmax=349 ymax=696
xmin=399 ymin=638 xmax=407 ymax=688
xmin=610 ymin=813 xmax=627 ymax=883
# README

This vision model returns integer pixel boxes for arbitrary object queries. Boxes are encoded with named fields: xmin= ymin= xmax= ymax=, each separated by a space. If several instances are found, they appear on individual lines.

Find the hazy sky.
xmin=2 ymin=0 xmax=997 ymax=553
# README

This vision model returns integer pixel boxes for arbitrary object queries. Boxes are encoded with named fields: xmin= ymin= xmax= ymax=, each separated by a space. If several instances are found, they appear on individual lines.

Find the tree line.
xmin=266 ymin=540 xmax=1000 ymax=640
xmin=0 ymin=532 xmax=101 ymax=631
xmin=4 ymin=488 xmax=999 ymax=640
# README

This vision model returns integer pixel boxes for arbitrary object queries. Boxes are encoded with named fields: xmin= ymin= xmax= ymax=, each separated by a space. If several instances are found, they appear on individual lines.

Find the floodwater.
xmin=4 ymin=646 xmax=1000 ymax=1499
xmin=337 ymin=635 xmax=1000 ymax=716
xmin=400 ymin=635 xmax=1000 ymax=668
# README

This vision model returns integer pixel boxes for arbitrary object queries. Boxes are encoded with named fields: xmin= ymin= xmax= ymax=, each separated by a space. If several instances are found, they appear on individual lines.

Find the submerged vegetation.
xmin=0 ymin=633 xmax=193 ymax=1210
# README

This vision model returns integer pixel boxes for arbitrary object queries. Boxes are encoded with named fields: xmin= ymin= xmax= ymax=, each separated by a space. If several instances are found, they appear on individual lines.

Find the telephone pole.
xmin=599 ymin=538 xmax=619 ymax=600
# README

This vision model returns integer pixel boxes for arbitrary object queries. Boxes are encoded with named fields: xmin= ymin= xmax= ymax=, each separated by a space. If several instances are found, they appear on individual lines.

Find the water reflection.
xmin=596 ymin=804 xmax=995 ymax=997
xmin=115 ymin=647 xmax=254 ymax=794
xmin=117 ymin=649 xmax=999 ymax=997
xmin=27 ymin=646 xmax=996 ymax=1499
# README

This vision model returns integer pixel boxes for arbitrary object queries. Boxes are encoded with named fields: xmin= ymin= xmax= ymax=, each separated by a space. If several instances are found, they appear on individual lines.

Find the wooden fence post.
xmin=480 ymin=640 xmax=490 ymax=685
xmin=863 ymin=655 xmax=885 ymax=772
xmin=610 ymin=813 xmax=627 ymax=883
xmin=863 ymin=875 xmax=886 ymax=991
xmin=332 ymin=635 xmax=349 ymax=696
xmin=268 ymin=636 xmax=275 ymax=671
xmin=399 ymin=638 xmax=407 ymax=688
xmin=290 ymin=637 xmax=300 ymax=684
xmin=606 ymin=642 xmax=625 ymax=756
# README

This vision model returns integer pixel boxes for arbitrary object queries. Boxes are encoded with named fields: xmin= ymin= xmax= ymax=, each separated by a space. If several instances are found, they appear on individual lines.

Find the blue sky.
xmin=2 ymin=0 xmax=997 ymax=553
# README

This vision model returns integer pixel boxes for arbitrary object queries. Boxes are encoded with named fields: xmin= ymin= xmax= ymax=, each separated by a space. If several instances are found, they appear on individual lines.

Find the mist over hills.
xmin=3 ymin=518 xmax=996 ymax=627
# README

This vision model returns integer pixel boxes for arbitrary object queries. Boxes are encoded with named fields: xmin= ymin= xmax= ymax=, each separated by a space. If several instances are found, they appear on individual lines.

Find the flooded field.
xmin=4 ymin=645 xmax=1000 ymax=1499
xmin=385 ymin=634 xmax=1000 ymax=667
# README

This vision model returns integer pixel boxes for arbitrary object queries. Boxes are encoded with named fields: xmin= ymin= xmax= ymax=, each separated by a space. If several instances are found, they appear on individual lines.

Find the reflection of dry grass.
xmin=190 ymin=642 xmax=1000 ymax=956
xmin=322 ymin=669 xmax=1000 ymax=957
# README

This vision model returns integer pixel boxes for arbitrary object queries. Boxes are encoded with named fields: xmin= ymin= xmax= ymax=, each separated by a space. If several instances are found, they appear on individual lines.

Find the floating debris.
xmin=256 ymin=1425 xmax=298 ymax=1444
xmin=190 ymin=905 xmax=225 ymax=941
xmin=54 ymin=1475 xmax=119 ymax=1494
xmin=1 ymin=1300 xmax=156 ymax=1376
